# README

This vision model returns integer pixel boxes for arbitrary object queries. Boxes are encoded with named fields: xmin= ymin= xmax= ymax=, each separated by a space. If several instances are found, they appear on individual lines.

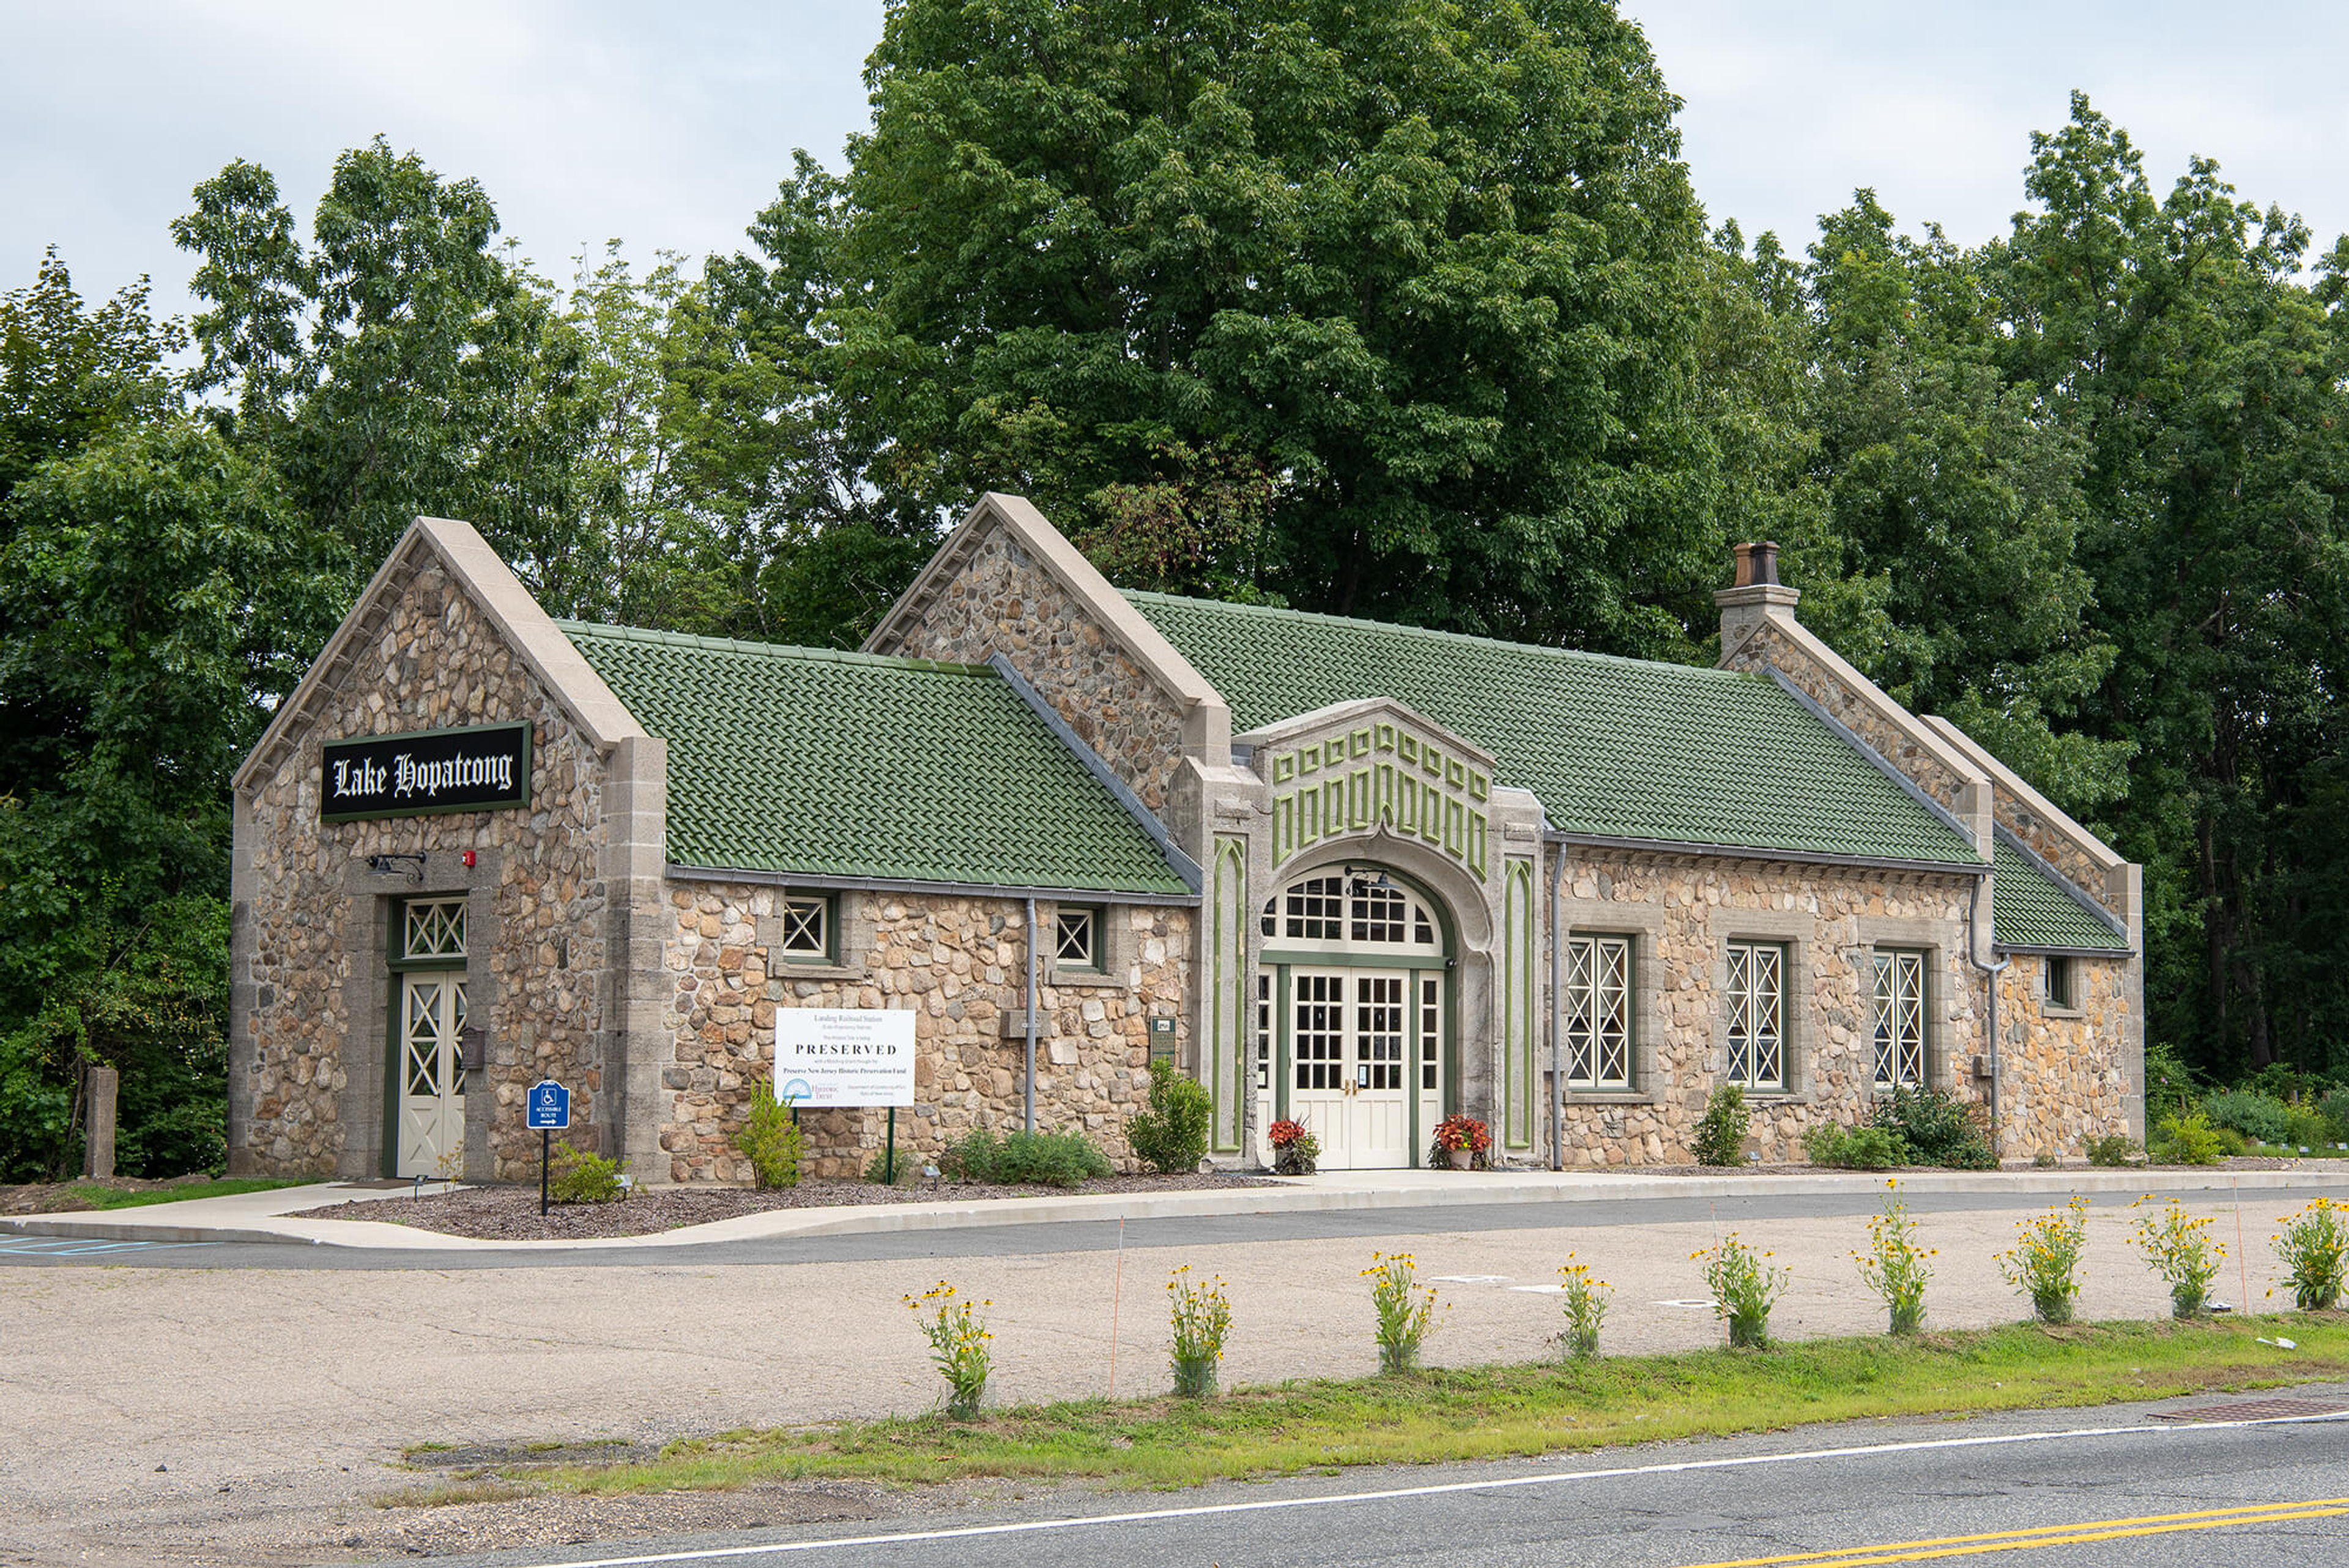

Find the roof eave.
xmin=664 ymin=863 xmax=1199 ymax=906
xmin=1542 ymin=830 xmax=1989 ymax=878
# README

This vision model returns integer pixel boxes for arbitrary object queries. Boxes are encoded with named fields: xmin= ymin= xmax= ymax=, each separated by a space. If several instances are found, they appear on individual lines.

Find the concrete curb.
xmin=6 ymin=1166 xmax=2345 ymax=1254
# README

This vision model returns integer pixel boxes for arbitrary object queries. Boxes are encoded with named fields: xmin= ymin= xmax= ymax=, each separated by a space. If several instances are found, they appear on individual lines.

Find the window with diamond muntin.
xmin=1724 ymin=940 xmax=1785 ymax=1090
xmin=1872 ymin=949 xmax=1927 ymax=1087
xmin=1566 ymin=934 xmax=1633 ymax=1088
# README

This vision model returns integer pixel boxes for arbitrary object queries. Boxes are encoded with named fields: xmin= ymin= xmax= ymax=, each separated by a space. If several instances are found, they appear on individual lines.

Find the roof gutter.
xmin=1540 ymin=831 xmax=1988 ymax=879
xmin=664 ymin=864 xmax=1199 ymax=907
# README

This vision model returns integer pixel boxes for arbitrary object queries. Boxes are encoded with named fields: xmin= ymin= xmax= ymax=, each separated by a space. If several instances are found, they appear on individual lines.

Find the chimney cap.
xmin=1732 ymin=541 xmax=1781 ymax=589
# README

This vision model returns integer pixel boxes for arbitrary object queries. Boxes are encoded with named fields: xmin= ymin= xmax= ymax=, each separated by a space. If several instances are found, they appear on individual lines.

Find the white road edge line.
xmin=507 ymin=1410 xmax=2349 ymax=1568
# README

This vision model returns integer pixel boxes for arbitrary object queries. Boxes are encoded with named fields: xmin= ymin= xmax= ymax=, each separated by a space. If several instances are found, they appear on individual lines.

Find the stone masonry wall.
xmin=1725 ymin=622 xmax=1976 ymax=817
xmin=1997 ymin=956 xmax=2134 ymax=1157
xmin=1549 ymin=852 xmax=1989 ymax=1165
xmin=660 ymin=884 xmax=1193 ymax=1181
xmin=880 ymin=529 xmax=1191 ymax=814
xmin=237 ymin=559 xmax=611 ymax=1179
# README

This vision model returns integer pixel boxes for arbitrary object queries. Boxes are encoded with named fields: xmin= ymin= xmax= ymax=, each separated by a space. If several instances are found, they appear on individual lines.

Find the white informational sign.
xmin=772 ymin=1008 xmax=918 ymax=1108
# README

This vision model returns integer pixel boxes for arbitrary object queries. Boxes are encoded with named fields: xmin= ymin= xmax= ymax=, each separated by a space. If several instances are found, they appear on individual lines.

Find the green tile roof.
xmin=555 ymin=622 xmax=1190 ymax=896
xmin=1992 ymin=836 xmax=2130 ymax=951
xmin=1130 ymin=592 xmax=1983 ymax=866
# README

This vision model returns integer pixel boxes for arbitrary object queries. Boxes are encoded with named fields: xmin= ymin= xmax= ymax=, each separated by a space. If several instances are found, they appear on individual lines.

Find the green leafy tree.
xmin=0 ymin=420 xmax=346 ymax=1176
xmin=774 ymin=0 xmax=1720 ymax=652
xmin=175 ymin=141 xmax=599 ymax=612
xmin=1797 ymin=191 xmax=2130 ymax=814
xmin=1991 ymin=94 xmax=2349 ymax=1075
xmin=0 ymin=251 xmax=184 ymax=507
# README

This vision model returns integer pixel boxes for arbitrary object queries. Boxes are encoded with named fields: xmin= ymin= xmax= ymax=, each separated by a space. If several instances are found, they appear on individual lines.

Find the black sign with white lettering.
xmin=321 ymin=722 xmax=532 ymax=820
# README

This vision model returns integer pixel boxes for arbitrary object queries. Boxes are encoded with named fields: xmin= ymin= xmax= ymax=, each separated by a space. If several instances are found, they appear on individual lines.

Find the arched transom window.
xmin=1260 ymin=871 xmax=1444 ymax=956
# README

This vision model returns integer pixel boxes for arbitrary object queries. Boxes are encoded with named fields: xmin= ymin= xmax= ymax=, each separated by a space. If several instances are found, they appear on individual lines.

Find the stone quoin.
xmin=228 ymin=495 xmax=2141 ymax=1183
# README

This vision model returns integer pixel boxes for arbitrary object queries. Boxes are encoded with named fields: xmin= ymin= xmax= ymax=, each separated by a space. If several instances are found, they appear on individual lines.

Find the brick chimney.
xmin=1715 ymin=540 xmax=1800 ymax=653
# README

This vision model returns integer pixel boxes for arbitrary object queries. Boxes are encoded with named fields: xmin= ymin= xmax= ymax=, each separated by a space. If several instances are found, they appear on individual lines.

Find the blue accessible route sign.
xmin=527 ymin=1079 xmax=571 ymax=1131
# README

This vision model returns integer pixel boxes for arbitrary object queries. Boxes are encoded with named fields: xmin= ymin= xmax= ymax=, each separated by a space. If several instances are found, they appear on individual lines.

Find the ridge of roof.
xmin=554 ymin=619 xmax=991 ymax=676
xmin=1121 ymin=589 xmax=1756 ymax=685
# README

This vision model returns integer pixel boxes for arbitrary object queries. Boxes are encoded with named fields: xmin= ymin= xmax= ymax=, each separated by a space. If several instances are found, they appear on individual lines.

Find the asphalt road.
xmin=7 ymin=1184 xmax=2346 ymax=1270
xmin=388 ymin=1405 xmax=2349 ymax=1568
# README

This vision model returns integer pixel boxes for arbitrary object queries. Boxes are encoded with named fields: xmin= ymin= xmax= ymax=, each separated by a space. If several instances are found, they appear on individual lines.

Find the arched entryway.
xmin=1256 ymin=866 xmax=1452 ymax=1169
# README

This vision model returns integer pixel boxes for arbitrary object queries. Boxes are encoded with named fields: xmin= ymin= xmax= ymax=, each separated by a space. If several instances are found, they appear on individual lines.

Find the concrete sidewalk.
xmin=7 ymin=1162 xmax=2345 ymax=1252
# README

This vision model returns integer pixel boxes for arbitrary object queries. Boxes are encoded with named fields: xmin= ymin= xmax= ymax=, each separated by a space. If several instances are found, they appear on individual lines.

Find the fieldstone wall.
xmin=659 ymin=883 xmax=1193 ymax=1181
xmin=234 ymin=557 xmax=612 ymax=1180
xmin=1997 ymin=956 xmax=2133 ymax=1157
xmin=1548 ymin=852 xmax=1989 ymax=1165
xmin=878 ymin=528 xmax=1192 ymax=814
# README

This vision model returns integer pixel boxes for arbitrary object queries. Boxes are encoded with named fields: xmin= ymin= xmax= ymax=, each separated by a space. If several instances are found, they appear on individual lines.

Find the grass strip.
xmin=390 ymin=1312 xmax=2348 ymax=1505
xmin=68 ymin=1177 xmax=307 ymax=1211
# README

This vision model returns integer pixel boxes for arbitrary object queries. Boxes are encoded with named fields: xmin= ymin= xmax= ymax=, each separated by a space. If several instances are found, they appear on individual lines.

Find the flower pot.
xmin=1446 ymin=1148 xmax=1474 ymax=1170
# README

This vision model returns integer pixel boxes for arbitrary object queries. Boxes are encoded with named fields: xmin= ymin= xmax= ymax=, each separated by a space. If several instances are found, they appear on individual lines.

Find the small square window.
xmin=2046 ymin=956 xmax=2075 ymax=1010
xmin=777 ymin=895 xmax=831 ymax=961
xmin=1055 ymin=907 xmax=1100 ymax=970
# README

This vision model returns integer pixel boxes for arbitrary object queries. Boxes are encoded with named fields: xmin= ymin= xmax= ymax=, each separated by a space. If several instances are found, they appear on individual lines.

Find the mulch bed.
xmin=291 ymin=1171 xmax=1285 ymax=1241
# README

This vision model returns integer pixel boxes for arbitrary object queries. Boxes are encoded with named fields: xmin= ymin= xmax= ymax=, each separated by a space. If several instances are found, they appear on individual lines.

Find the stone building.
xmin=228 ymin=496 xmax=2140 ymax=1181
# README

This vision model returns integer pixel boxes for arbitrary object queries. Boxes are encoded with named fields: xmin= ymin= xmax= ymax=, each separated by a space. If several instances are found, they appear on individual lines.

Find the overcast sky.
xmin=6 ymin=1 xmax=2345 ymax=318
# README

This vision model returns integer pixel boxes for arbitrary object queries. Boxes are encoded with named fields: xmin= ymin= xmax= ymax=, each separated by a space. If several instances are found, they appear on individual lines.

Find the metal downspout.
xmin=1550 ymin=843 xmax=1565 ymax=1170
xmin=1023 ymin=894 xmax=1039 ymax=1133
xmin=1966 ymin=875 xmax=2011 ymax=1159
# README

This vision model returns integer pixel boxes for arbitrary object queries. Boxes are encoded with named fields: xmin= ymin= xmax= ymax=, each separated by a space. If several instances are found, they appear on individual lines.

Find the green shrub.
xmin=939 ymin=1126 xmax=1111 ymax=1187
xmin=864 ymin=1148 xmax=918 ymax=1184
xmin=733 ymin=1079 xmax=803 ymax=1189
xmin=940 ymin=1128 xmax=1001 ymax=1181
xmin=1127 ymin=1071 xmax=1212 ymax=1173
xmin=2085 ymin=1132 xmax=2142 ymax=1167
xmin=2320 ymin=1088 xmax=2349 ymax=1144
xmin=1690 ymin=1084 xmax=1750 ymax=1167
xmin=2279 ymin=1105 xmax=2332 ymax=1152
xmin=548 ymin=1142 xmax=628 ymax=1203
xmin=2151 ymin=1109 xmax=2228 ymax=1165
xmin=1871 ymin=1085 xmax=1995 ymax=1170
xmin=995 ymin=1129 xmax=1113 ymax=1186
xmin=2200 ymin=1090 xmax=2292 ymax=1146
xmin=1802 ymin=1122 xmax=1903 ymax=1170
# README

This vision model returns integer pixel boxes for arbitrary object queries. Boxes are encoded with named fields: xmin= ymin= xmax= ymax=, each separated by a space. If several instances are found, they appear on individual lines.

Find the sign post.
xmin=526 ymin=1079 xmax=571 ymax=1216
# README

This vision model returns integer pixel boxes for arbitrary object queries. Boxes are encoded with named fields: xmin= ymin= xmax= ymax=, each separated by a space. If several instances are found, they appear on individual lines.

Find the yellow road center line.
xmin=1673 ymin=1498 xmax=2349 ymax=1568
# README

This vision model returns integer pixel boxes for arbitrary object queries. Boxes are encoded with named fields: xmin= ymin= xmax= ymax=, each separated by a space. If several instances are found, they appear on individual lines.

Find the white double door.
xmin=395 ymin=972 xmax=467 ymax=1178
xmin=1288 ymin=967 xmax=1430 ymax=1170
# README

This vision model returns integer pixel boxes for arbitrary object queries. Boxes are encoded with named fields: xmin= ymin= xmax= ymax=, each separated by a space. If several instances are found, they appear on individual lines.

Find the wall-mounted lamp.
xmin=366 ymin=852 xmax=427 ymax=883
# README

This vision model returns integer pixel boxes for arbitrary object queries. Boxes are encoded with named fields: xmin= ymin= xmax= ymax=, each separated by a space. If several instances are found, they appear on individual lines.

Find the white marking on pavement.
xmin=504 ymin=1411 xmax=2349 ymax=1568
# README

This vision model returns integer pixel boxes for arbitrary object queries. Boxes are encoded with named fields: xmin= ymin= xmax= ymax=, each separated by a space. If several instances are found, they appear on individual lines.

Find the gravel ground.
xmin=6 ymin=1184 xmax=2342 ymax=1567
xmin=289 ymin=1171 xmax=1284 ymax=1239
